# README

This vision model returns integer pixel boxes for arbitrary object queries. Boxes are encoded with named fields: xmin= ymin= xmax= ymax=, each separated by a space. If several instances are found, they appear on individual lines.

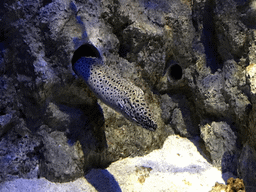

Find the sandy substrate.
xmin=0 ymin=135 xmax=226 ymax=192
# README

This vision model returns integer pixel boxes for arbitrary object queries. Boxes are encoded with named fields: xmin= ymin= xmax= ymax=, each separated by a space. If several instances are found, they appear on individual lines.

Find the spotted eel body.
xmin=73 ymin=57 xmax=157 ymax=131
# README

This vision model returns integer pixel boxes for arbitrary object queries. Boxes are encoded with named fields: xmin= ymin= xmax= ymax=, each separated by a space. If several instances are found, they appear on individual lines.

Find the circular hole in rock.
xmin=71 ymin=44 xmax=101 ymax=66
xmin=169 ymin=64 xmax=183 ymax=80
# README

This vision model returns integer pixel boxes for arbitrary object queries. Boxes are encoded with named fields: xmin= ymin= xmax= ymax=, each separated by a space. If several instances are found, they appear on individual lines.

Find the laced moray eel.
xmin=73 ymin=57 xmax=157 ymax=131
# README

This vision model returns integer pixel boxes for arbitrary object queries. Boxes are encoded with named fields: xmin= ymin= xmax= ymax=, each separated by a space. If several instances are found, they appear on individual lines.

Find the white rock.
xmin=0 ymin=135 xmax=225 ymax=192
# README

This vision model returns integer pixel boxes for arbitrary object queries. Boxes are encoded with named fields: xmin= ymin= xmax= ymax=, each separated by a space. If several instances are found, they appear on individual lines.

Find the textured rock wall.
xmin=0 ymin=0 xmax=256 ymax=189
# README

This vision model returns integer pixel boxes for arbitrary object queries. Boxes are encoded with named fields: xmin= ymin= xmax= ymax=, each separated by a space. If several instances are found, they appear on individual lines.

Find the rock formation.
xmin=0 ymin=0 xmax=256 ymax=191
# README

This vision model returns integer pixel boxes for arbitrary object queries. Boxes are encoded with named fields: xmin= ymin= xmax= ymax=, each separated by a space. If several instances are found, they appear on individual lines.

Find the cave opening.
xmin=169 ymin=64 xmax=183 ymax=80
xmin=71 ymin=44 xmax=101 ymax=66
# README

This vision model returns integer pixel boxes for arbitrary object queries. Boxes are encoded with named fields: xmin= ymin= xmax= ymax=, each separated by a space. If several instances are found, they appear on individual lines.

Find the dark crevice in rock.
xmin=69 ymin=2 xmax=77 ymax=13
xmin=101 ymin=0 xmax=128 ymax=33
xmin=118 ymin=43 xmax=132 ymax=58
xmin=0 ymin=110 xmax=5 ymax=115
xmin=0 ymin=30 xmax=4 ymax=74
xmin=44 ymin=39 xmax=62 ymax=63
xmin=48 ymin=89 xmax=109 ymax=175
xmin=37 ymin=101 xmax=109 ymax=182
xmin=71 ymin=44 xmax=101 ymax=66
xmin=0 ymin=42 xmax=4 ymax=53
xmin=0 ymin=27 xmax=5 ymax=43
xmin=191 ymin=11 xmax=199 ymax=32
xmin=18 ymin=109 xmax=27 ymax=119
xmin=66 ymin=103 xmax=110 ymax=172
xmin=42 ymin=0 xmax=52 ymax=7
xmin=116 ymin=19 xmax=133 ymax=59
xmin=202 ymin=0 xmax=222 ymax=72
xmin=101 ymin=3 xmax=133 ymax=58
xmin=168 ymin=64 xmax=183 ymax=80
xmin=3 ymin=27 xmax=37 ymax=78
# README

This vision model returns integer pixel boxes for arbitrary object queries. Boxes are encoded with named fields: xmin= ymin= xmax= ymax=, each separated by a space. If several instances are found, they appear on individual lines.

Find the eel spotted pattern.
xmin=73 ymin=57 xmax=157 ymax=131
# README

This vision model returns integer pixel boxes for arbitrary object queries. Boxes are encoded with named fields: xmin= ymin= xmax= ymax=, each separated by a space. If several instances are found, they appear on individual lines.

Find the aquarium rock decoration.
xmin=0 ymin=0 xmax=256 ymax=191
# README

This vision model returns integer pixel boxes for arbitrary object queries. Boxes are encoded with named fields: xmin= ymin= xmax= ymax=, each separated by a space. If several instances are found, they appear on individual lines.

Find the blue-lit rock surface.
xmin=0 ymin=135 xmax=229 ymax=192
xmin=0 ymin=0 xmax=256 ymax=191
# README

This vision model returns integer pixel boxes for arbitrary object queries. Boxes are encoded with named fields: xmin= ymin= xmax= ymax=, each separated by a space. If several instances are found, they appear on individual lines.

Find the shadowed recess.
xmin=118 ymin=43 xmax=131 ymax=58
xmin=42 ymin=0 xmax=52 ymax=6
xmin=202 ymin=0 xmax=221 ymax=72
xmin=85 ymin=169 xmax=122 ymax=192
xmin=70 ymin=1 xmax=77 ymax=12
xmin=72 ymin=44 xmax=101 ymax=66
xmin=168 ymin=64 xmax=183 ymax=80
